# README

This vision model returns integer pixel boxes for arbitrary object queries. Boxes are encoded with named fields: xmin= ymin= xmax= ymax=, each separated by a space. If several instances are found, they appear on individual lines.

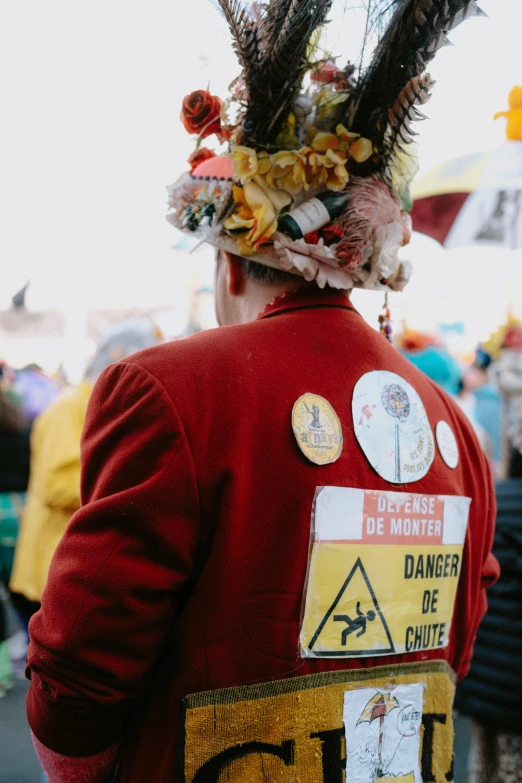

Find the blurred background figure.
xmin=495 ymin=325 xmax=522 ymax=478
xmin=465 ymin=346 xmax=503 ymax=476
xmin=455 ymin=376 xmax=491 ymax=456
xmin=0 ymin=367 xmax=30 ymax=696
xmin=398 ymin=329 xmax=494 ymax=455
xmin=9 ymin=319 xmax=162 ymax=631
xmin=181 ymin=286 xmax=217 ymax=336
xmin=13 ymin=365 xmax=60 ymax=424
xmin=455 ymin=478 xmax=522 ymax=782
xmin=397 ymin=329 xmax=463 ymax=396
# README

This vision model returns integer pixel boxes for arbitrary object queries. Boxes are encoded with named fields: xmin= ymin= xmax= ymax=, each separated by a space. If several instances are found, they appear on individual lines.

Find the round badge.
xmin=436 ymin=420 xmax=459 ymax=469
xmin=352 ymin=371 xmax=435 ymax=484
xmin=292 ymin=393 xmax=343 ymax=465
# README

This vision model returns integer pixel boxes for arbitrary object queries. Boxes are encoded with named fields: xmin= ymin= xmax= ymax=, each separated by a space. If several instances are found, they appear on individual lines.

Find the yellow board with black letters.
xmin=180 ymin=660 xmax=455 ymax=783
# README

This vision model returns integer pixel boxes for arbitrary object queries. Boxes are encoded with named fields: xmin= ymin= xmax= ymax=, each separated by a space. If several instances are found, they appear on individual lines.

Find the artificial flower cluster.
xmin=167 ymin=178 xmax=230 ymax=235
xmin=168 ymin=57 xmax=413 ymax=293
xmin=223 ymin=124 xmax=372 ymax=255
xmin=232 ymin=124 xmax=372 ymax=193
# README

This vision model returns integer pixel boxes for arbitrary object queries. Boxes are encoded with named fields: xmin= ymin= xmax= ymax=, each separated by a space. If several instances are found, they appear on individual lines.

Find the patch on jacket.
xmin=292 ymin=393 xmax=343 ymax=465
xmin=352 ymin=371 xmax=434 ymax=484
xmin=300 ymin=487 xmax=470 ymax=659
xmin=179 ymin=660 xmax=455 ymax=783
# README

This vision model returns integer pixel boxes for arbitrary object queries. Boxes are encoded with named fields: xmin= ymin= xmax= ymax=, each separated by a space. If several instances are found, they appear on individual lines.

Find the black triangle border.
xmin=307 ymin=556 xmax=396 ymax=657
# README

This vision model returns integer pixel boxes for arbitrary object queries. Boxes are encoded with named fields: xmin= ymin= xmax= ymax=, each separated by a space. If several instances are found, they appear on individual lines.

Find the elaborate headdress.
xmin=167 ymin=0 xmax=484 ymax=291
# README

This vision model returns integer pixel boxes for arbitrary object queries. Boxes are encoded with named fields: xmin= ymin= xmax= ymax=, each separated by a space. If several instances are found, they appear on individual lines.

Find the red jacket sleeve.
xmin=455 ymin=448 xmax=500 ymax=680
xmin=26 ymin=360 xmax=200 ymax=756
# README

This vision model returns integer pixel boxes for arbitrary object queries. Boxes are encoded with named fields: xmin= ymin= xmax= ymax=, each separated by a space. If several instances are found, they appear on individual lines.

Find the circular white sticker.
xmin=436 ymin=420 xmax=459 ymax=469
xmin=352 ymin=371 xmax=435 ymax=484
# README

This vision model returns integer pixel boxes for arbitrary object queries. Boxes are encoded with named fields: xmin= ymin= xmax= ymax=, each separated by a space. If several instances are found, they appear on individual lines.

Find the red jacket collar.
xmin=257 ymin=287 xmax=356 ymax=321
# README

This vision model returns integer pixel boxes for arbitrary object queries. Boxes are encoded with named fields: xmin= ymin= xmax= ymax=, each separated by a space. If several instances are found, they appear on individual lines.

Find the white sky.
xmin=1 ymin=0 xmax=521 ymax=317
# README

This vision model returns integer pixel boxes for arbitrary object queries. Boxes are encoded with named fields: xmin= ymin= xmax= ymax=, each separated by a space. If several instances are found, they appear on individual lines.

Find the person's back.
xmin=28 ymin=288 xmax=497 ymax=781
xmin=25 ymin=3 xmax=499 ymax=781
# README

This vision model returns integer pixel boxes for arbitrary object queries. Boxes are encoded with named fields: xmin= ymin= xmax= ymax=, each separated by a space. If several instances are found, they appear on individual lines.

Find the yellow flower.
xmin=230 ymin=146 xmax=271 ymax=184
xmin=252 ymin=174 xmax=292 ymax=212
xmin=313 ymin=88 xmax=349 ymax=125
xmin=348 ymin=137 xmax=373 ymax=163
xmin=270 ymin=148 xmax=311 ymax=194
xmin=336 ymin=124 xmax=361 ymax=142
xmin=311 ymin=131 xmax=344 ymax=153
xmin=308 ymin=130 xmax=349 ymax=191
xmin=305 ymin=123 xmax=373 ymax=190
xmin=275 ymin=112 xmax=300 ymax=149
xmin=308 ymin=150 xmax=349 ymax=191
xmin=224 ymin=182 xmax=278 ymax=256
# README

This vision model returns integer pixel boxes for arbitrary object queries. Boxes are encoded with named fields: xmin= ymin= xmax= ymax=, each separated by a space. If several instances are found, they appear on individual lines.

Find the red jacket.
xmin=27 ymin=288 xmax=499 ymax=782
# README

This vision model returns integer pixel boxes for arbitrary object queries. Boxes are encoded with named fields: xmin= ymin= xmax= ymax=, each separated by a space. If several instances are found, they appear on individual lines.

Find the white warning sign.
xmin=300 ymin=487 xmax=471 ymax=658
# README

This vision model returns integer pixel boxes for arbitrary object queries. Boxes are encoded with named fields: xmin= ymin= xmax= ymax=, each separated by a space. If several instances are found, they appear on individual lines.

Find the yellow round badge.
xmin=292 ymin=393 xmax=343 ymax=465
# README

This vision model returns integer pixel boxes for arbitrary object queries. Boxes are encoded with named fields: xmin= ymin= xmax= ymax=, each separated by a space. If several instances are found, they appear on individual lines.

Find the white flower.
xmin=388 ymin=259 xmax=413 ymax=292
xmin=362 ymin=221 xmax=405 ymax=290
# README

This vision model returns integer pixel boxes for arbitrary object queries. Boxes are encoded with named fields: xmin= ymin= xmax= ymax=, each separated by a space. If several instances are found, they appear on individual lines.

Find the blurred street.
xmin=0 ymin=677 xmax=41 ymax=783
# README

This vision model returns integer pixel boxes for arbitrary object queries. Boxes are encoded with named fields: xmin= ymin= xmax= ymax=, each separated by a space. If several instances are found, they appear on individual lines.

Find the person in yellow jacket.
xmin=9 ymin=320 xmax=161 ymax=627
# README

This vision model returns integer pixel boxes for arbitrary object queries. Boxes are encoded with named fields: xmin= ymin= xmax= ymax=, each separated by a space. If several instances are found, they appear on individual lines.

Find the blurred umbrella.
xmin=410 ymin=151 xmax=490 ymax=245
xmin=412 ymin=142 xmax=522 ymax=248
xmin=411 ymin=87 xmax=522 ymax=249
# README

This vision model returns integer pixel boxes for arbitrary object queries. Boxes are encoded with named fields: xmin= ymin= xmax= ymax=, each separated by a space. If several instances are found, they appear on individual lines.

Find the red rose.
xmin=304 ymin=231 xmax=319 ymax=245
xmin=311 ymin=61 xmax=342 ymax=84
xmin=181 ymin=90 xmax=223 ymax=138
xmin=321 ymin=223 xmax=344 ymax=243
xmin=188 ymin=147 xmax=216 ymax=172
xmin=311 ymin=61 xmax=355 ymax=91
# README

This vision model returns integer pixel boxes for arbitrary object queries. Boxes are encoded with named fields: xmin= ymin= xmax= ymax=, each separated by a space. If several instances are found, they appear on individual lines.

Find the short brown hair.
xmin=239 ymin=257 xmax=298 ymax=285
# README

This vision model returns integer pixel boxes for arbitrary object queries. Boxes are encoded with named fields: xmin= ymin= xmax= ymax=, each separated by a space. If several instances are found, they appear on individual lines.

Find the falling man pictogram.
xmin=334 ymin=602 xmax=377 ymax=643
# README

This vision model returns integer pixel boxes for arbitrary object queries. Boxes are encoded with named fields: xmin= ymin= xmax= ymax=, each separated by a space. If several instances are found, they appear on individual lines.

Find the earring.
xmin=378 ymin=293 xmax=392 ymax=342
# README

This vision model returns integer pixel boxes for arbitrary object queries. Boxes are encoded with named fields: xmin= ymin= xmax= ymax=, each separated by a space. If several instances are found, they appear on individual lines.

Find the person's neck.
xmin=234 ymin=280 xmax=310 ymax=324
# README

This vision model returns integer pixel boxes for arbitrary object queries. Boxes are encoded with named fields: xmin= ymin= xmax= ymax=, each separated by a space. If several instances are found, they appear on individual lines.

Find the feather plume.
xmin=216 ymin=0 xmax=260 ymax=72
xmin=257 ymin=0 xmax=294 ymax=57
xmin=224 ymin=0 xmax=333 ymax=148
xmin=388 ymin=74 xmax=435 ymax=145
xmin=345 ymin=0 xmax=484 ymax=177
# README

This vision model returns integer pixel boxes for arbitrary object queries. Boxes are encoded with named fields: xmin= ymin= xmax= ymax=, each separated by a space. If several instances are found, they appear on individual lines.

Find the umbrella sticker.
xmin=343 ymin=683 xmax=424 ymax=782
xmin=357 ymin=692 xmax=400 ymax=777
xmin=381 ymin=384 xmax=411 ymax=483
xmin=352 ymin=371 xmax=434 ymax=484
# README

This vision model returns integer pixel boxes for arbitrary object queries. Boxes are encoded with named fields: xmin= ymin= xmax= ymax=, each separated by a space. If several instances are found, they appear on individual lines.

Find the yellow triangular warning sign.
xmin=305 ymin=557 xmax=395 ymax=657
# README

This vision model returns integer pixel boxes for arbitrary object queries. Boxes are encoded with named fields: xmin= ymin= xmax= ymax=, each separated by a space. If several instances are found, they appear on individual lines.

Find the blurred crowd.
xmin=0 ymin=319 xmax=162 ymax=698
xmin=1 ymin=314 xmax=521 ymax=779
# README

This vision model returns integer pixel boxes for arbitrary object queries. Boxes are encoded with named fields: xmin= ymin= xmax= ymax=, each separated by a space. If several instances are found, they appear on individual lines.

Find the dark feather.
xmin=345 ymin=0 xmax=484 ymax=176
xmin=384 ymin=73 xmax=435 ymax=182
xmin=257 ymin=0 xmax=294 ymax=57
xmin=388 ymin=73 xmax=435 ymax=145
xmin=216 ymin=0 xmax=260 ymax=72
xmin=242 ymin=0 xmax=333 ymax=147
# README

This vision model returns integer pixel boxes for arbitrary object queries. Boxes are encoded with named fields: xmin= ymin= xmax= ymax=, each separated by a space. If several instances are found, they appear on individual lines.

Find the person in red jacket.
xmin=27 ymin=2 xmax=497 ymax=782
